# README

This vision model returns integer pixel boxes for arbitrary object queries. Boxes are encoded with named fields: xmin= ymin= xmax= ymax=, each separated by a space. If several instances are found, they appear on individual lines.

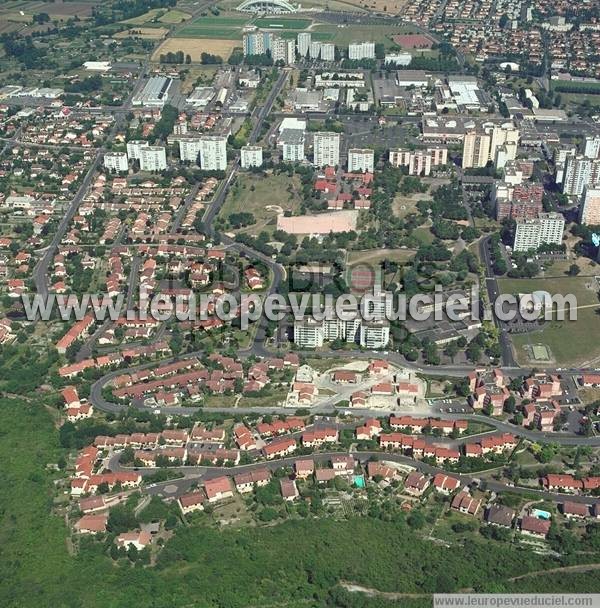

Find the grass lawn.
xmin=121 ymin=8 xmax=163 ymax=25
xmin=220 ymin=172 xmax=304 ymax=236
xmin=498 ymin=276 xmax=600 ymax=366
xmin=158 ymin=9 xmax=191 ymax=24
xmin=393 ymin=192 xmax=430 ymax=219
xmin=253 ymin=17 xmax=312 ymax=29
xmin=347 ymin=248 xmax=415 ymax=267
xmin=312 ymin=22 xmax=409 ymax=48
xmin=412 ymin=225 xmax=434 ymax=244
xmin=173 ymin=25 xmax=242 ymax=39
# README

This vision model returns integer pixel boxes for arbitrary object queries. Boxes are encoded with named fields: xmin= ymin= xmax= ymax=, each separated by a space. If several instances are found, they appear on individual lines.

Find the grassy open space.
xmin=311 ymin=22 xmax=409 ymax=48
xmin=116 ymin=26 xmax=169 ymax=40
xmin=347 ymin=248 xmax=415 ymax=267
xmin=253 ymin=17 xmax=313 ymax=29
xmin=393 ymin=192 xmax=430 ymax=219
xmin=498 ymin=276 xmax=600 ymax=366
xmin=158 ymin=9 xmax=191 ymax=24
xmin=175 ymin=14 xmax=249 ymax=39
xmin=220 ymin=172 xmax=304 ymax=235
xmin=412 ymin=225 xmax=435 ymax=244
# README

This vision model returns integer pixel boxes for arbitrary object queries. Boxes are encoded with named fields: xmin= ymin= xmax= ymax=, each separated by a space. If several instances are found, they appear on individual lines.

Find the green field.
xmin=220 ymin=172 xmax=304 ymax=235
xmin=312 ymin=22 xmax=408 ymax=48
xmin=175 ymin=14 xmax=250 ymax=38
xmin=173 ymin=25 xmax=242 ymax=39
xmin=498 ymin=276 xmax=600 ymax=366
xmin=253 ymin=17 xmax=313 ymax=29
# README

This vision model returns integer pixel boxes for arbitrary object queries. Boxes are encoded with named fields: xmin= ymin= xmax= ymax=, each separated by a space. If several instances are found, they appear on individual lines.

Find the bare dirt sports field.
xmin=152 ymin=38 xmax=239 ymax=61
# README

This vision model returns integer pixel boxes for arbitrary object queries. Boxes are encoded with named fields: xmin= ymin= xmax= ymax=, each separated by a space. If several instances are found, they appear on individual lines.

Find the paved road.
xmin=112 ymin=449 xmax=600 ymax=506
xmin=479 ymin=235 xmax=518 ymax=368
xmin=33 ymin=151 xmax=105 ymax=298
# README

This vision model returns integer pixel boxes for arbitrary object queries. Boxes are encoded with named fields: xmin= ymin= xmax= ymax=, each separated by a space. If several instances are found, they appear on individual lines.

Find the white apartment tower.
xmin=584 ymin=136 xmax=600 ymax=160
xmin=241 ymin=145 xmax=263 ymax=169
xmin=562 ymin=156 xmax=600 ymax=197
xmin=104 ymin=152 xmax=128 ymax=173
xmin=199 ymin=136 xmax=227 ymax=171
xmin=348 ymin=148 xmax=375 ymax=173
xmin=513 ymin=212 xmax=565 ymax=252
xmin=320 ymin=43 xmax=335 ymax=62
xmin=139 ymin=146 xmax=167 ymax=172
xmin=309 ymin=41 xmax=322 ymax=60
xmin=348 ymin=41 xmax=375 ymax=60
xmin=126 ymin=140 xmax=148 ymax=161
xmin=179 ymin=138 xmax=203 ymax=163
xmin=313 ymin=131 xmax=341 ymax=168
xmin=297 ymin=32 xmax=311 ymax=57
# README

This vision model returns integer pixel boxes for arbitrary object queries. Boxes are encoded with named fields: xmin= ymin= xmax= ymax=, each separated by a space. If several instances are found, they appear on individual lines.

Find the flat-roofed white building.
xmin=348 ymin=148 xmax=374 ymax=173
xmin=241 ymin=145 xmax=263 ymax=169
xmin=179 ymin=138 xmax=203 ymax=163
xmin=199 ymin=136 xmax=227 ymax=171
xmin=139 ymin=146 xmax=167 ymax=172
xmin=348 ymin=41 xmax=375 ymax=60
xmin=104 ymin=151 xmax=128 ymax=173
xmin=126 ymin=140 xmax=148 ymax=161
xmin=281 ymin=129 xmax=305 ymax=162
xmin=513 ymin=212 xmax=565 ymax=252
xmin=320 ymin=43 xmax=335 ymax=62
xmin=313 ymin=131 xmax=340 ymax=168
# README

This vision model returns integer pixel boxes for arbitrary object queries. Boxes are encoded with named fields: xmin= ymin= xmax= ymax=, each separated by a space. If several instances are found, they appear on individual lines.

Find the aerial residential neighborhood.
xmin=3 ymin=0 xmax=600 ymax=606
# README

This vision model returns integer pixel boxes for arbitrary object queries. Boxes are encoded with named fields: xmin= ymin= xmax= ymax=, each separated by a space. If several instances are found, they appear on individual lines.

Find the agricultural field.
xmin=498 ymin=276 xmax=600 ymax=367
xmin=152 ymin=37 xmax=239 ymax=61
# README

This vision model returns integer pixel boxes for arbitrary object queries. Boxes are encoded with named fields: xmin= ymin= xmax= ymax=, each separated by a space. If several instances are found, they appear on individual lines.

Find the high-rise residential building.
xmin=293 ymin=317 xmax=324 ymax=348
xmin=348 ymin=41 xmax=375 ymax=60
xmin=579 ymin=188 xmax=600 ymax=225
xmin=271 ymin=37 xmax=295 ymax=64
xmin=297 ymin=32 xmax=311 ymax=57
xmin=320 ymin=43 xmax=335 ymax=62
xmin=348 ymin=148 xmax=374 ymax=173
xmin=241 ymin=145 xmax=263 ymax=169
xmin=462 ymin=125 xmax=519 ymax=169
xmin=178 ymin=137 xmax=203 ymax=163
xmin=243 ymin=30 xmax=271 ymax=56
xmin=139 ymin=146 xmax=167 ymax=172
xmin=584 ymin=136 xmax=600 ymax=160
xmin=462 ymin=131 xmax=491 ymax=169
xmin=309 ymin=41 xmax=322 ymax=60
xmin=104 ymin=152 xmax=128 ymax=173
xmin=360 ymin=321 xmax=391 ymax=350
xmin=494 ymin=182 xmax=544 ymax=221
xmin=562 ymin=156 xmax=600 ymax=196
xmin=389 ymin=147 xmax=448 ymax=176
xmin=313 ymin=131 xmax=341 ymax=168
xmin=244 ymin=30 xmax=295 ymax=64
xmin=281 ymin=129 xmax=305 ymax=162
xmin=199 ymin=136 xmax=227 ymax=171
xmin=513 ymin=212 xmax=565 ymax=252
xmin=126 ymin=140 xmax=148 ymax=161
xmin=294 ymin=315 xmax=390 ymax=349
